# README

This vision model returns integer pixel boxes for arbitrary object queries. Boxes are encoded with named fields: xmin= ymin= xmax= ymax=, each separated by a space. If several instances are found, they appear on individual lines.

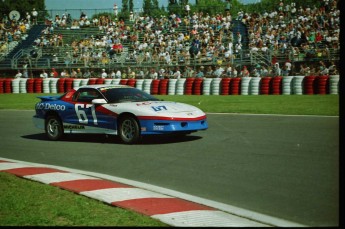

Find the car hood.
xmin=104 ymin=101 xmax=206 ymax=119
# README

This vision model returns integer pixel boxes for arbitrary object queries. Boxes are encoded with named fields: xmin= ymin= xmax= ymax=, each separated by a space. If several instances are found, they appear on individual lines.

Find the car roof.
xmin=76 ymin=84 xmax=132 ymax=90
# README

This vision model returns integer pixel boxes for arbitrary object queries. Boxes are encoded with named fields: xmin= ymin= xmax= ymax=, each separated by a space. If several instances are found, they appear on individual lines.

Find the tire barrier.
xmin=193 ymin=78 xmax=203 ymax=95
xmin=282 ymin=76 xmax=294 ymax=95
xmin=34 ymin=78 xmax=43 ymax=93
xmin=230 ymin=77 xmax=241 ymax=95
xmin=65 ymin=78 xmax=74 ymax=92
xmin=185 ymin=78 xmax=195 ymax=95
xmin=292 ymin=76 xmax=304 ymax=95
xmin=159 ymin=79 xmax=169 ymax=95
xmin=96 ymin=78 xmax=105 ymax=84
xmin=50 ymin=78 xmax=59 ymax=93
xmin=176 ymin=78 xmax=186 ymax=95
xmin=27 ymin=79 xmax=35 ymax=93
xmin=112 ymin=79 xmax=121 ymax=85
xmin=11 ymin=78 xmax=20 ymax=94
xmin=211 ymin=78 xmax=221 ymax=95
xmin=4 ymin=79 xmax=12 ymax=93
xmin=168 ymin=79 xmax=177 ymax=95
xmin=151 ymin=79 xmax=160 ymax=95
xmin=88 ymin=78 xmax=97 ymax=85
xmin=202 ymin=78 xmax=212 ymax=95
xmin=73 ymin=79 xmax=82 ymax=88
xmin=127 ymin=79 xmax=136 ymax=87
xmin=260 ymin=77 xmax=271 ymax=95
xmin=119 ymin=79 xmax=128 ymax=85
xmin=0 ymin=78 xmax=4 ymax=93
xmin=240 ymin=77 xmax=251 ymax=95
xmin=143 ymin=79 xmax=152 ymax=94
xmin=221 ymin=78 xmax=231 ymax=95
xmin=58 ymin=78 xmax=66 ymax=93
xmin=329 ymin=75 xmax=339 ymax=95
xmin=19 ymin=78 xmax=28 ymax=93
xmin=249 ymin=77 xmax=261 ymax=95
xmin=271 ymin=76 xmax=282 ymax=95
xmin=135 ymin=79 xmax=144 ymax=90
xmin=42 ymin=78 xmax=51 ymax=93
xmin=1 ymin=75 xmax=339 ymax=96
xmin=80 ymin=78 xmax=89 ymax=86
xmin=304 ymin=76 xmax=316 ymax=95
xmin=315 ymin=75 xmax=329 ymax=95
xmin=104 ymin=79 xmax=113 ymax=85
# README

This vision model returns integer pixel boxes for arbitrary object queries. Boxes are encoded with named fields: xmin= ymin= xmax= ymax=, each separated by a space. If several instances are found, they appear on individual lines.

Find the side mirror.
xmin=92 ymin=99 xmax=107 ymax=104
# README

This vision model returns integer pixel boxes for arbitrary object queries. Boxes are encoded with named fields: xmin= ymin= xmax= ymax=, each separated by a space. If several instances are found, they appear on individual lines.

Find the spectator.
xmin=15 ymin=70 xmax=22 ymax=78
xmin=110 ymin=70 xmax=116 ymax=78
xmin=50 ymin=68 xmax=59 ymax=78
xmin=31 ymin=8 xmax=38 ymax=25
xmin=23 ymin=64 xmax=29 ymax=78
xmin=114 ymin=69 xmax=121 ymax=79
xmin=113 ymin=4 xmax=118 ymax=17
xmin=172 ymin=67 xmax=181 ymax=79
xmin=70 ymin=69 xmax=77 ymax=78
xmin=196 ymin=66 xmax=205 ymax=78
xmin=240 ymin=66 xmax=250 ymax=77
xmin=83 ymin=69 xmax=91 ymax=78
xmin=213 ymin=65 xmax=224 ymax=78
xmin=101 ymin=69 xmax=108 ymax=78
xmin=76 ymin=68 xmax=82 ymax=78
xmin=60 ymin=69 xmax=68 ymax=78
xmin=40 ymin=69 xmax=48 ymax=78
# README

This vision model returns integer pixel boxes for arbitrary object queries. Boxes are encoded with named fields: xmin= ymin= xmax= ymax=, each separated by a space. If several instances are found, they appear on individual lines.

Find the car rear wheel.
xmin=118 ymin=115 xmax=140 ymax=144
xmin=45 ymin=115 xmax=63 ymax=140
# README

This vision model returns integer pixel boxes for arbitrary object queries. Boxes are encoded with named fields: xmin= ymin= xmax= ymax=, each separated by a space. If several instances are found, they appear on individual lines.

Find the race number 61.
xmin=75 ymin=104 xmax=98 ymax=125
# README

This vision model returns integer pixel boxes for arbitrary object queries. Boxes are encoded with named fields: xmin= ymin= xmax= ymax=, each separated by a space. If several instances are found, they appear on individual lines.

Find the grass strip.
xmin=0 ymin=172 xmax=168 ymax=226
xmin=0 ymin=94 xmax=339 ymax=116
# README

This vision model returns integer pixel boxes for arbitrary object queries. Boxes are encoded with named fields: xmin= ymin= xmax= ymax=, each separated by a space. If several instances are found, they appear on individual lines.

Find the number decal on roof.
xmin=151 ymin=105 xmax=167 ymax=112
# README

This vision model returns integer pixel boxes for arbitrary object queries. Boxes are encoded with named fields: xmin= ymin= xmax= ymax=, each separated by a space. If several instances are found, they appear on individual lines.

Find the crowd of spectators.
xmin=0 ymin=8 xmax=40 ymax=59
xmin=5 ymin=0 xmax=340 ymax=79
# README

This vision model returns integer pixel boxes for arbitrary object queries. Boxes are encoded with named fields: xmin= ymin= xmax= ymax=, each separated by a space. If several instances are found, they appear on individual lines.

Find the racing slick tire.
xmin=118 ymin=115 xmax=141 ymax=144
xmin=45 ymin=115 xmax=64 ymax=141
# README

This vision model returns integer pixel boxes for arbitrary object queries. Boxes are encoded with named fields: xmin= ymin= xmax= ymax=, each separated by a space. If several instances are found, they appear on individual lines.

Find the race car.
xmin=33 ymin=84 xmax=208 ymax=144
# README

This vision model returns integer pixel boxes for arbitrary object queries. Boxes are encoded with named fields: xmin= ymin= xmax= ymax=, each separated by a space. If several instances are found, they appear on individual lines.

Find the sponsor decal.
xmin=63 ymin=125 xmax=85 ymax=129
xmin=36 ymin=103 xmax=66 ymax=111
xmin=136 ymin=102 xmax=152 ymax=106
xmin=153 ymin=125 xmax=164 ymax=131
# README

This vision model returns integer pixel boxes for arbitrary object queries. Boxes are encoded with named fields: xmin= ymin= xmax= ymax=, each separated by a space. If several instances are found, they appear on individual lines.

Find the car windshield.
xmin=100 ymin=87 xmax=160 ymax=103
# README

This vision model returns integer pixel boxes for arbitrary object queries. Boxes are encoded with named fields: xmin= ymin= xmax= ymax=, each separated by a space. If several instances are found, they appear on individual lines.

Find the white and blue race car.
xmin=33 ymin=84 xmax=208 ymax=144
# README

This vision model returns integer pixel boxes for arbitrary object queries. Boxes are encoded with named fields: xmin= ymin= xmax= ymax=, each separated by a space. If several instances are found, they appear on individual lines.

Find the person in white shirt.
xmin=32 ymin=8 xmax=38 ymax=25
xmin=173 ymin=67 xmax=181 ymax=79
xmin=15 ymin=70 xmax=22 ymax=78
xmin=101 ymin=69 xmax=107 ymax=79
xmin=113 ymin=4 xmax=118 ymax=17
xmin=115 ymin=70 xmax=121 ymax=79
xmin=40 ymin=69 xmax=48 ymax=78
xmin=110 ymin=70 xmax=116 ymax=79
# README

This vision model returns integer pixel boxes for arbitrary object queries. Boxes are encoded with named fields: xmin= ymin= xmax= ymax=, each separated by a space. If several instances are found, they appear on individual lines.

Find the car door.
xmin=69 ymin=88 xmax=116 ymax=133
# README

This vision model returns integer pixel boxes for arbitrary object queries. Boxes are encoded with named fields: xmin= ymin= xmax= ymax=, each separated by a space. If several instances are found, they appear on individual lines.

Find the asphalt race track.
xmin=0 ymin=110 xmax=339 ymax=226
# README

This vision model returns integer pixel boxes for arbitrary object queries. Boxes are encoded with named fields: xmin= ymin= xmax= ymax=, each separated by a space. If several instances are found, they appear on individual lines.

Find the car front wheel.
xmin=45 ymin=115 xmax=63 ymax=140
xmin=118 ymin=115 xmax=140 ymax=144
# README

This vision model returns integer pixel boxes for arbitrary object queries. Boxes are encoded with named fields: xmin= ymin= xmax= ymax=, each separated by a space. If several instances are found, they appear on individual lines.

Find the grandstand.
xmin=0 ymin=1 xmax=340 ymax=78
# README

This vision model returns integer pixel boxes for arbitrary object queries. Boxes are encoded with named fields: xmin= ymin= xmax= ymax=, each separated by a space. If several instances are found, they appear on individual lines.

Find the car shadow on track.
xmin=21 ymin=133 xmax=203 ymax=145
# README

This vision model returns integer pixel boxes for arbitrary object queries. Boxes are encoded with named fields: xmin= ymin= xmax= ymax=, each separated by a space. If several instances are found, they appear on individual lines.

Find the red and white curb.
xmin=0 ymin=158 xmax=305 ymax=227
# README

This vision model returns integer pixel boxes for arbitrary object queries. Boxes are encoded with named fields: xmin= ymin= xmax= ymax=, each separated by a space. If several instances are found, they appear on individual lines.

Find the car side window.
xmin=73 ymin=89 xmax=102 ymax=103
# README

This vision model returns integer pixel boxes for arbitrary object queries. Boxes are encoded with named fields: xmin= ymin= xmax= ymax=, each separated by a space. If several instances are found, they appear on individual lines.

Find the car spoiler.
xmin=37 ymin=95 xmax=62 ymax=102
